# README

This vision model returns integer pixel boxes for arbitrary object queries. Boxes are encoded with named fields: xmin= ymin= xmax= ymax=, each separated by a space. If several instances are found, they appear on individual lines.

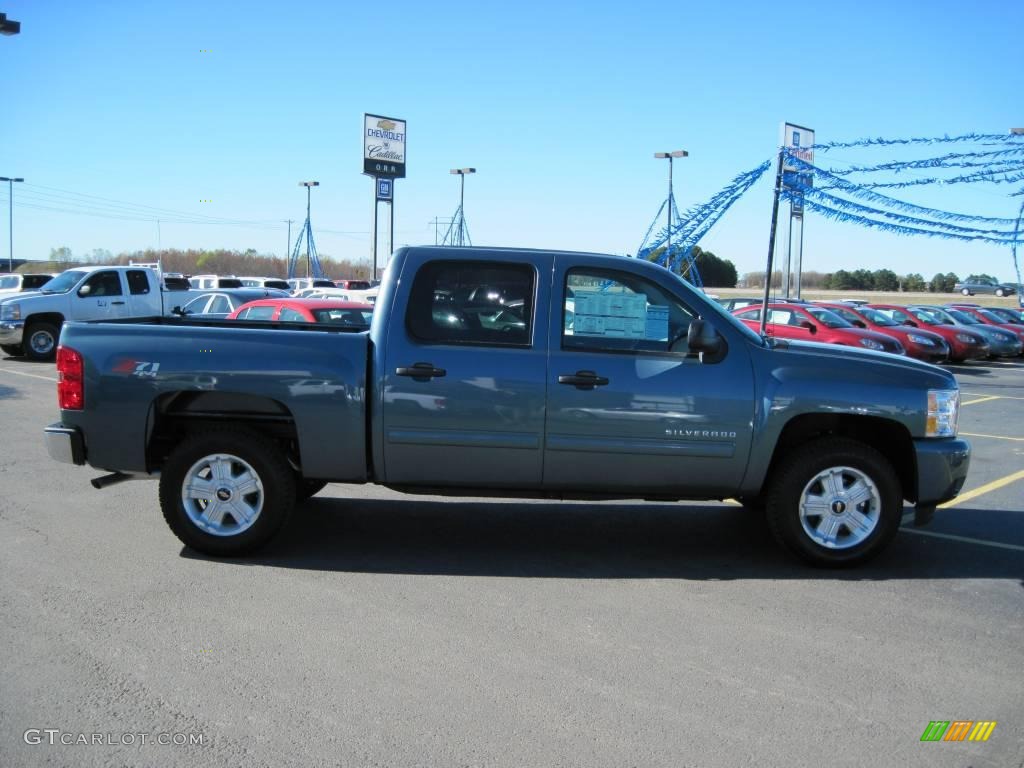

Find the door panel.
xmin=381 ymin=256 xmax=552 ymax=488
xmin=544 ymin=264 xmax=755 ymax=496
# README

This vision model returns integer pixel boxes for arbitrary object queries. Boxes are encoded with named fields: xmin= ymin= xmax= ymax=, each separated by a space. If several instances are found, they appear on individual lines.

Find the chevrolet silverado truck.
xmin=0 ymin=266 xmax=169 ymax=360
xmin=43 ymin=246 xmax=970 ymax=567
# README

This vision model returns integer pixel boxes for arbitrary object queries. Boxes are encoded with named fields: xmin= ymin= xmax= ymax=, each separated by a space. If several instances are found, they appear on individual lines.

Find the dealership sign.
xmin=364 ymin=114 xmax=406 ymax=178
xmin=781 ymin=122 xmax=814 ymax=217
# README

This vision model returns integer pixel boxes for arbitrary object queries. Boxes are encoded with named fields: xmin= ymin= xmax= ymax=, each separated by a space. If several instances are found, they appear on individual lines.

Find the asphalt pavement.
xmin=0 ymin=352 xmax=1021 ymax=768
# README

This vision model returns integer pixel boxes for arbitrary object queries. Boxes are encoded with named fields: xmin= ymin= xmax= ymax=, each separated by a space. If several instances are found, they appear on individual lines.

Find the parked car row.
xmin=722 ymin=298 xmax=1024 ymax=363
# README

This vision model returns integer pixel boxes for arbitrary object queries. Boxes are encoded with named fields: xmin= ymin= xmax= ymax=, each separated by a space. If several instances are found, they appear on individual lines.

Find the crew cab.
xmin=0 ymin=266 xmax=166 ymax=360
xmin=44 ymin=246 xmax=970 ymax=567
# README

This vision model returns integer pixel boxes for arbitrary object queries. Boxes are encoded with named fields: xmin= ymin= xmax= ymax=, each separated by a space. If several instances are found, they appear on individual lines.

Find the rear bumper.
xmin=914 ymin=437 xmax=970 ymax=506
xmin=0 ymin=320 xmax=25 ymax=346
xmin=44 ymin=423 xmax=86 ymax=466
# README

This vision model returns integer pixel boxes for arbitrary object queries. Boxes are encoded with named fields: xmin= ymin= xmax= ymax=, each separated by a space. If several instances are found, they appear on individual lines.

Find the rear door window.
xmin=406 ymin=260 xmax=534 ymax=346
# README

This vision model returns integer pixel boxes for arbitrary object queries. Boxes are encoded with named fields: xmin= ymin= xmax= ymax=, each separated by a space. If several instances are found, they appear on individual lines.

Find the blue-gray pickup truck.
xmin=44 ymin=246 xmax=970 ymax=567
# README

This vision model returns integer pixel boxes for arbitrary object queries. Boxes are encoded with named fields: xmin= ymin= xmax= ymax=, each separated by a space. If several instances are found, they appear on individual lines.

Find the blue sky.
xmin=2 ymin=0 xmax=1022 ymax=280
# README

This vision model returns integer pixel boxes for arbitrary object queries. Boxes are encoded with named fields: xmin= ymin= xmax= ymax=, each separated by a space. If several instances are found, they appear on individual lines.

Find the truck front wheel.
xmin=24 ymin=321 xmax=59 ymax=362
xmin=159 ymin=428 xmax=296 ymax=557
xmin=765 ymin=438 xmax=901 ymax=567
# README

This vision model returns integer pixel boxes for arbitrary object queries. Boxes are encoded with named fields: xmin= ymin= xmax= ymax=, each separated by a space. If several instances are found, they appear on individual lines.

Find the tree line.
xmin=738 ymin=269 xmax=965 ymax=292
xmin=30 ymin=247 xmax=374 ymax=280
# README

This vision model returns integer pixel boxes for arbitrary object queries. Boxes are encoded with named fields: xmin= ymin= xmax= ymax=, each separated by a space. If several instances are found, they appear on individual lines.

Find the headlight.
xmin=955 ymin=333 xmax=977 ymax=343
xmin=0 ymin=302 xmax=21 ymax=321
xmin=859 ymin=338 xmax=884 ymax=351
xmin=926 ymin=389 xmax=959 ymax=438
xmin=907 ymin=333 xmax=935 ymax=346
xmin=995 ymin=332 xmax=1015 ymax=343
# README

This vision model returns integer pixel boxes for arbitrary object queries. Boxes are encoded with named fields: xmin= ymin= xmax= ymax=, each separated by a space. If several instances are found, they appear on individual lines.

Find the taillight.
xmin=57 ymin=345 xmax=84 ymax=410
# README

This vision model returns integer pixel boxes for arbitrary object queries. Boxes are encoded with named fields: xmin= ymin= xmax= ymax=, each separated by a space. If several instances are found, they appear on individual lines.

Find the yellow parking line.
xmin=961 ymin=432 xmax=1024 ymax=442
xmin=939 ymin=469 xmax=1024 ymax=509
xmin=0 ymin=367 xmax=58 ymax=383
xmin=901 ymin=528 xmax=1024 ymax=552
xmin=962 ymin=392 xmax=1024 ymax=401
xmin=960 ymin=395 xmax=1002 ymax=406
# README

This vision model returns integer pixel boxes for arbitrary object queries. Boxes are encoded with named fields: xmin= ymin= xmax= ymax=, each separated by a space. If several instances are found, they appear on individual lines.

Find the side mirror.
xmin=800 ymin=320 xmax=817 ymax=333
xmin=686 ymin=318 xmax=723 ymax=355
xmin=78 ymin=284 xmax=92 ymax=297
xmin=906 ymin=320 xmax=918 ymax=327
xmin=853 ymin=320 xmax=867 ymax=329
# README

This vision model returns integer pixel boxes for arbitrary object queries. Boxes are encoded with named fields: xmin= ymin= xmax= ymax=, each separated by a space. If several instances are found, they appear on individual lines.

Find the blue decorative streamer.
xmin=795 ymin=197 xmax=1017 ymax=246
xmin=830 ymin=168 xmax=1024 ymax=191
xmin=783 ymin=153 xmax=1020 ymax=226
xmin=784 ymin=184 xmax=1019 ymax=241
xmin=808 ymin=133 xmax=1024 ymax=151
xmin=827 ymin=150 xmax=1024 ymax=175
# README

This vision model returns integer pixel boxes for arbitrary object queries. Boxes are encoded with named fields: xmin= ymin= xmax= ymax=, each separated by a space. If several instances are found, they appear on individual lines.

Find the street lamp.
xmin=449 ymin=168 xmax=475 ymax=247
xmin=0 ymin=177 xmax=25 ymax=272
xmin=654 ymin=150 xmax=688 ymax=263
xmin=449 ymin=167 xmax=475 ymax=214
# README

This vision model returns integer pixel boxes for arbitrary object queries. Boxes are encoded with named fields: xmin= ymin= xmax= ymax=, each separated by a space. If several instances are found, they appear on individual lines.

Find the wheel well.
xmin=146 ymin=391 xmax=301 ymax=473
xmin=767 ymin=414 xmax=917 ymax=501
xmin=25 ymin=312 xmax=66 ymax=331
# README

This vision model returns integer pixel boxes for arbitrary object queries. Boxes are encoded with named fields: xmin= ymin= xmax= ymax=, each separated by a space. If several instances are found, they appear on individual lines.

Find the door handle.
xmin=558 ymin=370 xmax=609 ymax=389
xmin=111 ymin=301 xmax=126 ymax=305
xmin=396 ymin=362 xmax=447 ymax=381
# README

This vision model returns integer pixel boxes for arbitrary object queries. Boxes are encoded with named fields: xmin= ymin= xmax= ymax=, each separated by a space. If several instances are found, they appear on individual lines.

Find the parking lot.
xmin=0 ymin=352 xmax=1021 ymax=768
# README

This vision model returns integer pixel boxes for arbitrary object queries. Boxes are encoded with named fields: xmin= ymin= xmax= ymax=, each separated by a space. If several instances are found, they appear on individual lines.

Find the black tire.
xmin=764 ymin=437 xmax=901 ymax=568
xmin=0 ymin=343 xmax=23 ymax=356
xmin=24 ymin=321 xmax=60 ymax=362
xmin=159 ymin=427 xmax=295 ymax=556
xmin=296 ymin=478 xmax=328 ymax=502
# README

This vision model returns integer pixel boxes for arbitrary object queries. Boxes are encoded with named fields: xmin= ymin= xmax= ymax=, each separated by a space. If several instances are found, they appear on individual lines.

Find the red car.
xmin=335 ymin=279 xmax=373 ymax=291
xmin=732 ymin=303 xmax=905 ymax=354
xmin=816 ymin=302 xmax=949 ymax=363
xmin=866 ymin=304 xmax=989 ymax=362
xmin=947 ymin=304 xmax=1024 ymax=349
xmin=227 ymin=298 xmax=373 ymax=326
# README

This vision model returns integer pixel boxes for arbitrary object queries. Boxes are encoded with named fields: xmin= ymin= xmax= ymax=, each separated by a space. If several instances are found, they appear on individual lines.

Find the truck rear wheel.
xmin=765 ymin=437 xmax=901 ymax=568
xmin=159 ymin=428 xmax=295 ymax=556
xmin=24 ymin=321 xmax=59 ymax=362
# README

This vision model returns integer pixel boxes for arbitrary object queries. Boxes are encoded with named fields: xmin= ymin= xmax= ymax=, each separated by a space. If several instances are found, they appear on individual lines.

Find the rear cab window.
xmin=405 ymin=260 xmax=535 ymax=347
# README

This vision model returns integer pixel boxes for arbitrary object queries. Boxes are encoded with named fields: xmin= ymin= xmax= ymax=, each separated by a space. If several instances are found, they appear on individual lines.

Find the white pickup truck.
xmin=0 ymin=266 xmax=168 ymax=361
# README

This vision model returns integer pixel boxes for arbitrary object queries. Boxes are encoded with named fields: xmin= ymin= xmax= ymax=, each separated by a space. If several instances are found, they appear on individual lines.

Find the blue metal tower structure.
xmin=288 ymin=181 xmax=327 ymax=279
xmin=441 ymin=168 xmax=475 ymax=246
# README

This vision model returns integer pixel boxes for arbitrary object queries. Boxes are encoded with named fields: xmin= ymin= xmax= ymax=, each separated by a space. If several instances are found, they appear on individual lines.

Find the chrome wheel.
xmin=798 ymin=465 xmax=881 ymax=550
xmin=181 ymin=453 xmax=264 ymax=537
xmin=29 ymin=328 xmax=56 ymax=356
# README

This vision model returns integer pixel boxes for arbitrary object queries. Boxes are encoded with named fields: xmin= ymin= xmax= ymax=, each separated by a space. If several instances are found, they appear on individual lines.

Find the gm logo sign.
xmin=376 ymin=178 xmax=393 ymax=201
xmin=920 ymin=720 xmax=997 ymax=742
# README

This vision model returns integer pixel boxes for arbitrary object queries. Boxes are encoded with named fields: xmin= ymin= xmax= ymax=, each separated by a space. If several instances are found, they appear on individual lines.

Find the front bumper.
xmin=914 ymin=437 xmax=970 ymax=506
xmin=44 ymin=423 xmax=86 ymax=466
xmin=0 ymin=319 xmax=25 ymax=346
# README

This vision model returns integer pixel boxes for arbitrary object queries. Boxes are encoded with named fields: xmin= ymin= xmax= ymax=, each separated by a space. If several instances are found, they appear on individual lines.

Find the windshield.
xmin=39 ymin=270 xmax=88 ymax=294
xmin=876 ymin=307 xmax=916 ymax=325
xmin=858 ymin=307 xmax=900 ymax=326
xmin=977 ymin=309 xmax=1006 ymax=324
xmin=911 ymin=307 xmax=952 ymax=325
xmin=0 ymin=276 xmax=20 ymax=290
xmin=947 ymin=309 xmax=981 ymax=325
xmin=805 ymin=307 xmax=853 ymax=328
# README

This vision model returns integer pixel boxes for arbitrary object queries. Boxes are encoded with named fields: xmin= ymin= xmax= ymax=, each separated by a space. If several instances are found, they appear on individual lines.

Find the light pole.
xmin=654 ymin=151 xmax=687 ymax=263
xmin=0 ymin=177 xmax=24 ymax=273
xmin=299 ymin=181 xmax=319 ymax=278
xmin=449 ymin=168 xmax=475 ymax=246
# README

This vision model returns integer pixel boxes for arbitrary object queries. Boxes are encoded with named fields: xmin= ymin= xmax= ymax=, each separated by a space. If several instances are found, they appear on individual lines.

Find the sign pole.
xmin=760 ymin=147 xmax=785 ymax=336
xmin=371 ymin=194 xmax=379 ymax=281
